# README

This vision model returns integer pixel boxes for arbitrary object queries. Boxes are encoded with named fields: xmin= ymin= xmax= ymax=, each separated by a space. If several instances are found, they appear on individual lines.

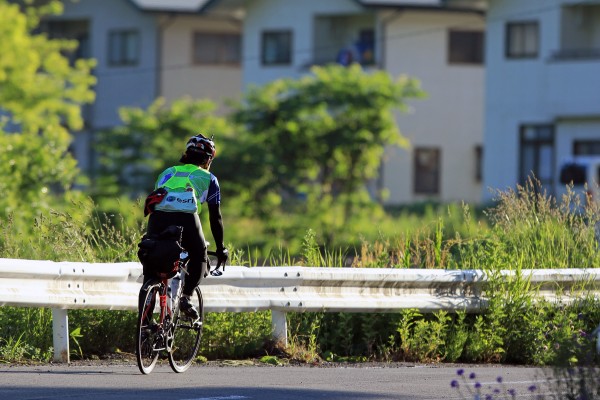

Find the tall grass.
xmin=0 ymin=199 xmax=143 ymax=263
xmin=0 ymin=180 xmax=599 ymax=366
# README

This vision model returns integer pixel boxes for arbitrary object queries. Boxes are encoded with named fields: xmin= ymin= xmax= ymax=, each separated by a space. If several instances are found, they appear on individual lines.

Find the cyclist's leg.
xmin=174 ymin=213 xmax=206 ymax=320
xmin=181 ymin=212 xmax=208 ymax=296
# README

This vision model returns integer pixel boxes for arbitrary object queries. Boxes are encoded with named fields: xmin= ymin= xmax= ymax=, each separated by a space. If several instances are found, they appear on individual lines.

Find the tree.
xmin=95 ymin=97 xmax=235 ymax=199
xmin=229 ymin=64 xmax=425 ymax=232
xmin=95 ymin=64 xmax=424 ymax=248
xmin=0 ymin=0 xmax=96 ymax=229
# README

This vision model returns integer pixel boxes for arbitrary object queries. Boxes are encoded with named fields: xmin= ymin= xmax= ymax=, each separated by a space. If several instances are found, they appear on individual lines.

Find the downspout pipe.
xmin=156 ymin=13 xmax=176 ymax=99
xmin=375 ymin=10 xmax=402 ymax=202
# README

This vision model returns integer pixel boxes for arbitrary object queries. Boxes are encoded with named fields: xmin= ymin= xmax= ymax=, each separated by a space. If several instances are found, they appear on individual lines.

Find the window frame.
xmin=573 ymin=140 xmax=600 ymax=156
xmin=261 ymin=29 xmax=292 ymax=66
xmin=505 ymin=21 xmax=539 ymax=59
xmin=108 ymin=29 xmax=140 ymax=67
xmin=448 ymin=29 xmax=485 ymax=65
xmin=192 ymin=31 xmax=242 ymax=65
xmin=519 ymin=124 xmax=555 ymax=188
xmin=475 ymin=145 xmax=483 ymax=183
xmin=413 ymin=147 xmax=441 ymax=195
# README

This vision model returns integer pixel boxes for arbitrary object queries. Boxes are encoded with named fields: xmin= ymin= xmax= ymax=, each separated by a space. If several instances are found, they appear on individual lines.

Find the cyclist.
xmin=143 ymin=134 xmax=228 ymax=320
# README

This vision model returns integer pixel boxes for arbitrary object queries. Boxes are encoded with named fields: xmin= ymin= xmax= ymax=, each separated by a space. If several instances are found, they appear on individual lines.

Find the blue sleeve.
xmin=206 ymin=174 xmax=221 ymax=205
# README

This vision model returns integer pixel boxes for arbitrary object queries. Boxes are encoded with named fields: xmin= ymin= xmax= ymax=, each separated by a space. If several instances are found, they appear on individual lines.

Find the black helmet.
xmin=181 ymin=134 xmax=216 ymax=165
xmin=185 ymin=134 xmax=216 ymax=158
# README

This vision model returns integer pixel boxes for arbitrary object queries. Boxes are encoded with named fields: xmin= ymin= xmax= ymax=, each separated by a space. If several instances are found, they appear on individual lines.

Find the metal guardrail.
xmin=0 ymin=258 xmax=599 ymax=363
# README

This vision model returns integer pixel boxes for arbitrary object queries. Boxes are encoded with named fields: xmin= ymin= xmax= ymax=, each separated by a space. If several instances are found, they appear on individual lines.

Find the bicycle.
xmin=135 ymin=248 xmax=224 ymax=374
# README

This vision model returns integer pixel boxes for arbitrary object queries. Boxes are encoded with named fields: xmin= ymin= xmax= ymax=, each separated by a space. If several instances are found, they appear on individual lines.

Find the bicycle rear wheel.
xmin=136 ymin=282 xmax=162 ymax=374
xmin=168 ymin=286 xmax=203 ymax=372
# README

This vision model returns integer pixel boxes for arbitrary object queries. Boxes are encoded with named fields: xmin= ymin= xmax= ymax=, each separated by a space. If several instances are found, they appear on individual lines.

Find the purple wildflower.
xmin=475 ymin=382 xmax=482 ymax=389
xmin=508 ymin=388 xmax=517 ymax=397
xmin=496 ymin=376 xmax=503 ymax=383
xmin=451 ymin=380 xmax=459 ymax=388
xmin=457 ymin=368 xmax=465 ymax=376
xmin=528 ymin=385 xmax=537 ymax=392
xmin=469 ymin=372 xmax=477 ymax=379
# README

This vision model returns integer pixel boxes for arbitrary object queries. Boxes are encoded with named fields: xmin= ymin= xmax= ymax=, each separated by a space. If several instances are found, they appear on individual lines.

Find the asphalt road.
xmin=0 ymin=362 xmax=552 ymax=400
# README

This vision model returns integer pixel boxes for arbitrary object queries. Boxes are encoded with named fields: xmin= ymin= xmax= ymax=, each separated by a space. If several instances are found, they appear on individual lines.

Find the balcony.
xmin=309 ymin=14 xmax=376 ymax=68
xmin=551 ymin=3 xmax=600 ymax=61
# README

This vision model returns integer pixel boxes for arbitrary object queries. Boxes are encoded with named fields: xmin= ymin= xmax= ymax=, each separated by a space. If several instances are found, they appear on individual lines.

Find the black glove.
xmin=216 ymin=247 xmax=229 ymax=267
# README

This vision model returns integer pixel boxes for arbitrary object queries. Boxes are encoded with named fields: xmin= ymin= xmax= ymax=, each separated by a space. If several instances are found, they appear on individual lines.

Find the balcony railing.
xmin=550 ymin=48 xmax=600 ymax=61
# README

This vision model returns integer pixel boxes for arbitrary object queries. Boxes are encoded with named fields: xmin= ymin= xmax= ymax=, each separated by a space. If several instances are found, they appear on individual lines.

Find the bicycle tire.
xmin=136 ymin=281 xmax=162 ymax=374
xmin=168 ymin=286 xmax=204 ymax=373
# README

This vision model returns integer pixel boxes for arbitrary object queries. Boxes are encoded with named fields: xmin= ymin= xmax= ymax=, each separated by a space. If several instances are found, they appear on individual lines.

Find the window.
xmin=475 ymin=145 xmax=483 ymax=182
xmin=193 ymin=32 xmax=241 ymax=65
xmin=519 ymin=125 xmax=554 ymax=187
xmin=262 ymin=30 xmax=292 ymax=65
xmin=414 ymin=148 xmax=441 ymax=195
xmin=448 ymin=30 xmax=484 ymax=64
xmin=506 ymin=21 xmax=539 ymax=59
xmin=41 ymin=20 xmax=90 ymax=65
xmin=574 ymin=140 xmax=600 ymax=156
xmin=108 ymin=30 xmax=139 ymax=66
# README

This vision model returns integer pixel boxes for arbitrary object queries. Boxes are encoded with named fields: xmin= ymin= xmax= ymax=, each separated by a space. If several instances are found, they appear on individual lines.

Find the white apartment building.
xmin=205 ymin=0 xmax=486 ymax=204
xmin=44 ymin=0 xmax=486 ymax=205
xmin=481 ymin=0 xmax=600 ymax=202
xmin=41 ymin=0 xmax=242 ymax=173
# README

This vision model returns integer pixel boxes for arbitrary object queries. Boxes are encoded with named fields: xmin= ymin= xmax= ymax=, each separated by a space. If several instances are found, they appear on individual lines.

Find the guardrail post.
xmin=271 ymin=310 xmax=287 ymax=346
xmin=52 ymin=309 xmax=70 ymax=363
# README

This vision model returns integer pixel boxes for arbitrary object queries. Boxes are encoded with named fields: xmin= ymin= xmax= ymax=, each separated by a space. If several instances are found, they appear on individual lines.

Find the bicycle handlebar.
xmin=207 ymin=250 xmax=226 ymax=276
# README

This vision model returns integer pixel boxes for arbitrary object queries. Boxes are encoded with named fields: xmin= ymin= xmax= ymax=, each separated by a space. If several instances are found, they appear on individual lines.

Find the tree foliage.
xmin=95 ymin=97 xmax=235 ymax=199
xmin=228 ymin=64 xmax=425 ymax=228
xmin=96 ymin=64 xmax=424 ymax=247
xmin=0 ymin=0 xmax=96 ymax=229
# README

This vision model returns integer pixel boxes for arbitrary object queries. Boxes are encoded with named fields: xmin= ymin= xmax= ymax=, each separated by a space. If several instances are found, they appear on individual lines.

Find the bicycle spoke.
xmin=136 ymin=282 xmax=161 ymax=374
xmin=168 ymin=286 xmax=203 ymax=373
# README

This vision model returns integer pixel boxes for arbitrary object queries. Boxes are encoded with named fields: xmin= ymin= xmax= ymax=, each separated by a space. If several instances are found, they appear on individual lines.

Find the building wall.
xmin=242 ymin=0 xmax=364 ymax=87
xmin=160 ymin=15 xmax=242 ymax=106
xmin=382 ymin=10 xmax=485 ymax=204
xmin=58 ymin=0 xmax=158 ymax=129
xmin=46 ymin=0 xmax=158 ymax=173
xmin=241 ymin=1 xmax=485 ymax=205
xmin=482 ymin=0 xmax=600 ymax=202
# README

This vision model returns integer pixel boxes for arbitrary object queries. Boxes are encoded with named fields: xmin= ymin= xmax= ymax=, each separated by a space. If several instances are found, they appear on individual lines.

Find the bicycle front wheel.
xmin=136 ymin=282 xmax=162 ymax=374
xmin=168 ymin=286 xmax=204 ymax=373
